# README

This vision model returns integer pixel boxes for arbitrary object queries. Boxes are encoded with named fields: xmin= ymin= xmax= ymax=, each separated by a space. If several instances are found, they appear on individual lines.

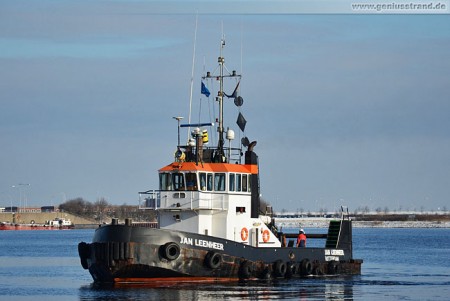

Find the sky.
xmin=1 ymin=1 xmax=450 ymax=213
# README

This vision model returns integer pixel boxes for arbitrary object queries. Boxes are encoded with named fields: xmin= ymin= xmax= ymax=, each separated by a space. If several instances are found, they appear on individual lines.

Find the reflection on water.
xmin=78 ymin=277 xmax=355 ymax=301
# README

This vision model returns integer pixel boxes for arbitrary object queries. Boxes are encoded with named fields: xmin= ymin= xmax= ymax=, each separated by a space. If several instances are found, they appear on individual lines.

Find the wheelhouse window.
xmin=185 ymin=173 xmax=198 ymax=191
xmin=236 ymin=174 xmax=241 ymax=192
xmin=242 ymin=174 xmax=248 ymax=192
xmin=207 ymin=173 xmax=213 ymax=191
xmin=159 ymin=173 xmax=172 ymax=190
xmin=229 ymin=173 xmax=235 ymax=191
xmin=172 ymin=173 xmax=185 ymax=191
xmin=200 ymin=172 xmax=207 ymax=191
xmin=214 ymin=173 xmax=226 ymax=191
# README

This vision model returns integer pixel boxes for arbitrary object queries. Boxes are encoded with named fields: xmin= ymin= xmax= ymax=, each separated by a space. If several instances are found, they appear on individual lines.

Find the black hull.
xmin=79 ymin=222 xmax=362 ymax=283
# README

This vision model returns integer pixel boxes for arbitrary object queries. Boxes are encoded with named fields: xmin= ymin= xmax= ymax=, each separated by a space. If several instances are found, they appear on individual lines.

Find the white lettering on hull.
xmin=325 ymin=256 xmax=340 ymax=262
xmin=179 ymin=237 xmax=224 ymax=251
xmin=325 ymin=249 xmax=344 ymax=261
xmin=325 ymin=249 xmax=344 ymax=256
xmin=180 ymin=237 xmax=193 ymax=245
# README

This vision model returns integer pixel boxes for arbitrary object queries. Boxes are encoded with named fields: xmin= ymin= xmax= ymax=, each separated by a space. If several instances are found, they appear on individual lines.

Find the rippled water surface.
xmin=0 ymin=228 xmax=449 ymax=300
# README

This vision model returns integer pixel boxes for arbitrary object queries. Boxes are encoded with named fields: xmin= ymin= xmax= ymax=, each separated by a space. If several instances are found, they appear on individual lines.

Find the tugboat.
xmin=78 ymin=38 xmax=362 ymax=283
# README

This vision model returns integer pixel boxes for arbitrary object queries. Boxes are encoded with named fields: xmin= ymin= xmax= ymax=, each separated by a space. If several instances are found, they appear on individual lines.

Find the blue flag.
xmin=201 ymin=81 xmax=210 ymax=97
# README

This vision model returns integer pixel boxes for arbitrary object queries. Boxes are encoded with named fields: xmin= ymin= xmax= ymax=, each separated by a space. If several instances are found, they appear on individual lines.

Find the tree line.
xmin=58 ymin=197 xmax=156 ymax=223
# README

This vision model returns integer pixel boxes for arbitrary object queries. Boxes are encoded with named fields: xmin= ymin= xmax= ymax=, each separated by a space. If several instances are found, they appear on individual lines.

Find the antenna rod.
xmin=187 ymin=13 xmax=198 ymax=141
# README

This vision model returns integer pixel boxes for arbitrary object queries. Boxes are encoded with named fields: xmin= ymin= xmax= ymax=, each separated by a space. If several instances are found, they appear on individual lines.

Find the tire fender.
xmin=273 ymin=260 xmax=287 ymax=277
xmin=161 ymin=242 xmax=181 ymax=261
xmin=300 ymin=258 xmax=313 ymax=275
xmin=239 ymin=260 xmax=253 ymax=279
xmin=204 ymin=251 xmax=222 ymax=269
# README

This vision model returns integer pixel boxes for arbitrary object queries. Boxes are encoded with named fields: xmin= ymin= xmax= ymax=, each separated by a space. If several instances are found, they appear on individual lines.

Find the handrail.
xmin=341 ymin=206 xmax=350 ymax=221
xmin=138 ymin=189 xmax=228 ymax=211
xmin=283 ymin=233 xmax=328 ymax=239
xmin=335 ymin=206 xmax=351 ymax=248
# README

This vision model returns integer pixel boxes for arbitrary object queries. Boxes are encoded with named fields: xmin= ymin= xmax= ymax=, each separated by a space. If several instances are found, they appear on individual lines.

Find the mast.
xmin=217 ymin=37 xmax=225 ymax=159
xmin=202 ymin=36 xmax=242 ymax=163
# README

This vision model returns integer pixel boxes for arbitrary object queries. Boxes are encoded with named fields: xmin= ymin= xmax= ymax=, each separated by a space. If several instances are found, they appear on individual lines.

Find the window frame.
xmin=214 ymin=173 xmax=226 ymax=191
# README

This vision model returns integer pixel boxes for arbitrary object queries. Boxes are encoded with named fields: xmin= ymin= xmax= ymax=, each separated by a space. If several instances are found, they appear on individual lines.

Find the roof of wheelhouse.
xmin=159 ymin=162 xmax=258 ymax=174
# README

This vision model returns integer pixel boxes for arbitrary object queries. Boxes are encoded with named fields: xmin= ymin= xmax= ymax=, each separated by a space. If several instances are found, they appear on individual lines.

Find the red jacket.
xmin=297 ymin=233 xmax=307 ymax=247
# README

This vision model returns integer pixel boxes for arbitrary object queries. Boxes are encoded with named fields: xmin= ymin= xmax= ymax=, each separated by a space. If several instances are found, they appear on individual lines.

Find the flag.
xmin=224 ymin=81 xmax=240 ymax=98
xmin=201 ymin=81 xmax=210 ymax=97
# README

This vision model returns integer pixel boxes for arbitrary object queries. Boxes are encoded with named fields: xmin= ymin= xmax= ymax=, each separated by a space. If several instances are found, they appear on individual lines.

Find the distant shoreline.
xmin=276 ymin=218 xmax=450 ymax=228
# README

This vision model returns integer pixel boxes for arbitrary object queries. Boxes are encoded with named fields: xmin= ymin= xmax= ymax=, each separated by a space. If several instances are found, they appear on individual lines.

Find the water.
xmin=0 ymin=228 xmax=449 ymax=300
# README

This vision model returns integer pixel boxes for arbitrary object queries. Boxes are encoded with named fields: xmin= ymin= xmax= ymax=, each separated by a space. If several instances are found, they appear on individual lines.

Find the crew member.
xmin=296 ymin=229 xmax=307 ymax=247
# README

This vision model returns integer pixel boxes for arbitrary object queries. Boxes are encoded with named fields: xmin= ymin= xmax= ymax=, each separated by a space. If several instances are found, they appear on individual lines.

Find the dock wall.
xmin=0 ymin=212 xmax=96 ymax=226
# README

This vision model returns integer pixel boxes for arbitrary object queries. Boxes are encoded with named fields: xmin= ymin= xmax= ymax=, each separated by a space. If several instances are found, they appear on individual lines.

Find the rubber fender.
xmin=289 ymin=262 xmax=300 ymax=277
xmin=328 ymin=261 xmax=341 ymax=275
xmin=78 ymin=242 xmax=90 ymax=270
xmin=300 ymin=258 xmax=313 ymax=275
xmin=314 ymin=265 xmax=325 ymax=276
xmin=161 ymin=242 xmax=181 ymax=261
xmin=284 ymin=262 xmax=293 ymax=279
xmin=119 ymin=242 xmax=125 ymax=260
xmin=239 ymin=260 xmax=253 ymax=279
xmin=113 ymin=242 xmax=120 ymax=260
xmin=204 ymin=251 xmax=222 ymax=269
xmin=273 ymin=260 xmax=287 ymax=277
xmin=260 ymin=266 xmax=271 ymax=279
xmin=104 ymin=243 xmax=110 ymax=265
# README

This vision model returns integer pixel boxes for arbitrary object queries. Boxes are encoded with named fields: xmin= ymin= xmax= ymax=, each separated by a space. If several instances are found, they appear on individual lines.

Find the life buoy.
xmin=262 ymin=229 xmax=270 ymax=243
xmin=160 ymin=242 xmax=180 ymax=261
xmin=241 ymin=227 xmax=249 ymax=241
xmin=204 ymin=251 xmax=222 ymax=269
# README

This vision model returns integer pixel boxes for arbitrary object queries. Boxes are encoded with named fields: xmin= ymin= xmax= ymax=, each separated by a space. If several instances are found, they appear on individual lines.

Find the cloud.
xmin=0 ymin=37 xmax=182 ymax=59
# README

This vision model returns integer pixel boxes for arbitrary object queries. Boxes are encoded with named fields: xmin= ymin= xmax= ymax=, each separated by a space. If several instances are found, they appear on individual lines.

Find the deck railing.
xmin=139 ymin=190 xmax=228 ymax=211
